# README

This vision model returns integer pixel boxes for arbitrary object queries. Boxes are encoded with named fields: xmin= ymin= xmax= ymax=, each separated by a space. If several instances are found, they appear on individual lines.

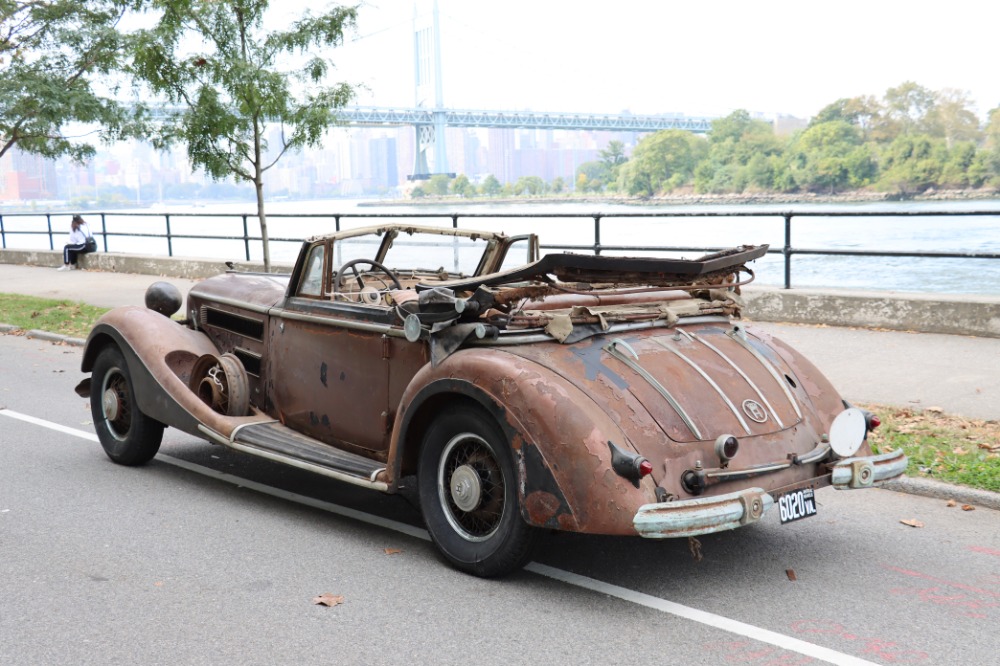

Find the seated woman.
xmin=58 ymin=215 xmax=96 ymax=271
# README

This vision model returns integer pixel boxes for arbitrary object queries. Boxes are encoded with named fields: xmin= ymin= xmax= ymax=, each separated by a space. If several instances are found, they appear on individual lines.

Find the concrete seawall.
xmin=4 ymin=248 xmax=1000 ymax=339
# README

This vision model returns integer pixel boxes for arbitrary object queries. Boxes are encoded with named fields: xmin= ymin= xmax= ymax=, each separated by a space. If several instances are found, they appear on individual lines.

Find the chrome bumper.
xmin=633 ymin=449 xmax=908 ymax=539
xmin=830 ymin=448 xmax=908 ymax=489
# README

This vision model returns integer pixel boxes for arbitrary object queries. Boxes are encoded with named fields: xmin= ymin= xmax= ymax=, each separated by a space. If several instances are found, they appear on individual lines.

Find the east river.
xmin=6 ymin=197 xmax=1000 ymax=295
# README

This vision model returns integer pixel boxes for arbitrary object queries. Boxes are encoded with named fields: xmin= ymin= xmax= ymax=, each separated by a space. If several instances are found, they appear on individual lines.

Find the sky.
xmin=308 ymin=0 xmax=1000 ymax=122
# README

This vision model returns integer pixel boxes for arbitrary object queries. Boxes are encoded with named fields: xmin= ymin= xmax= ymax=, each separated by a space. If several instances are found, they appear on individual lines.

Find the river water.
xmin=5 ymin=198 xmax=1000 ymax=295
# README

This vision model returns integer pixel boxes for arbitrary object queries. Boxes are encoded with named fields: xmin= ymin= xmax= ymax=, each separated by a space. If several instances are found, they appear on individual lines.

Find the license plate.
xmin=777 ymin=488 xmax=817 ymax=524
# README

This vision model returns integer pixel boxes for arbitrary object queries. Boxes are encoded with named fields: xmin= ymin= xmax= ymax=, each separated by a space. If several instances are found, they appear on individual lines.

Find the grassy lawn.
xmin=0 ymin=293 xmax=109 ymax=339
xmin=862 ymin=403 xmax=1000 ymax=493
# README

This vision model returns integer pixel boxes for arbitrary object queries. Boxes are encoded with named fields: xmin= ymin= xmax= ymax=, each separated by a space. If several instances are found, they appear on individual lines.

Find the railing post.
xmin=242 ymin=215 xmax=250 ymax=261
xmin=46 ymin=214 xmax=54 ymax=250
xmin=0 ymin=214 xmax=5 ymax=249
xmin=334 ymin=215 xmax=340 ymax=232
xmin=783 ymin=214 xmax=792 ymax=289
xmin=99 ymin=213 xmax=108 ymax=251
xmin=165 ymin=214 xmax=173 ymax=257
xmin=452 ymin=214 xmax=459 ymax=229
xmin=594 ymin=214 xmax=602 ymax=255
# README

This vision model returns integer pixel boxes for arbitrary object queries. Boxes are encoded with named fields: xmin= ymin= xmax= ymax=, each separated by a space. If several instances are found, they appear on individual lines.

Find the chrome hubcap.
xmin=102 ymin=387 xmax=120 ymax=421
xmin=449 ymin=464 xmax=482 ymax=512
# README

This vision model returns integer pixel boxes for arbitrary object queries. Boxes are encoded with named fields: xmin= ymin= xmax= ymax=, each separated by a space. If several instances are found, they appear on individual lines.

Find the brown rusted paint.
xmin=82 ymin=225 xmax=868 ymax=545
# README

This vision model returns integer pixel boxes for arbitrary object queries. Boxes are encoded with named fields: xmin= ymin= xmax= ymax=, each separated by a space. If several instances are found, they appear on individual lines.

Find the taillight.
xmin=866 ymin=413 xmax=881 ymax=430
xmin=639 ymin=459 xmax=653 ymax=477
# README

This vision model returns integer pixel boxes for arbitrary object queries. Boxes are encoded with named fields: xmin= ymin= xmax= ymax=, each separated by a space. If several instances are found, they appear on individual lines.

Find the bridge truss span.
xmin=338 ymin=106 xmax=713 ymax=133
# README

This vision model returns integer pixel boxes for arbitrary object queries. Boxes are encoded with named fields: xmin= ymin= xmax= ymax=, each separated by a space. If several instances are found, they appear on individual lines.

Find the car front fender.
xmin=390 ymin=347 xmax=657 ymax=536
xmin=81 ymin=306 xmax=267 ymax=439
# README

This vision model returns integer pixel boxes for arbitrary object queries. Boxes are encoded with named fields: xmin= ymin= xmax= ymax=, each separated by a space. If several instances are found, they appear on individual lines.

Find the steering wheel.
xmin=333 ymin=258 xmax=403 ymax=300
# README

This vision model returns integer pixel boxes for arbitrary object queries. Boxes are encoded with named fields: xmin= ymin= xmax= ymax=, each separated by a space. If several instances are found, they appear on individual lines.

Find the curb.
xmin=3 ymin=322 xmax=998 ymax=511
xmin=882 ymin=476 xmax=1000 ymax=512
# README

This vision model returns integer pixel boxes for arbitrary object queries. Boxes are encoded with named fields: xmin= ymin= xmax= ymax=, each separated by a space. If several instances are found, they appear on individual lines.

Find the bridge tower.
xmin=410 ymin=0 xmax=451 ymax=180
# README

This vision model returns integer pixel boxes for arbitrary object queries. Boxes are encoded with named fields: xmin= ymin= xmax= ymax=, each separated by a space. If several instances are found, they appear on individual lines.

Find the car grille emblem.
xmin=742 ymin=399 xmax=768 ymax=423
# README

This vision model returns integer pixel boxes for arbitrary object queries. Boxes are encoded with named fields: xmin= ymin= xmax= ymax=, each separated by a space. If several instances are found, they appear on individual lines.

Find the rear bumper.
xmin=633 ymin=449 xmax=908 ymax=539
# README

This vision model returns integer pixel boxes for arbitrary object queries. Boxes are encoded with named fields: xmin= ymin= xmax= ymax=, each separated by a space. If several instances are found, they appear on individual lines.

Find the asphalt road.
xmin=2 ymin=334 xmax=999 ymax=665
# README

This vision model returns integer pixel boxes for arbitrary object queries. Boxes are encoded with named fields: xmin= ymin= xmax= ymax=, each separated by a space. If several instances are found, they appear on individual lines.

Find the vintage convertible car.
xmin=76 ymin=223 xmax=907 ymax=577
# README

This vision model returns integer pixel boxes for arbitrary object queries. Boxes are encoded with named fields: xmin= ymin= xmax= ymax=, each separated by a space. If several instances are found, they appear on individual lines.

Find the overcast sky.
xmin=317 ymin=0 xmax=999 ymax=122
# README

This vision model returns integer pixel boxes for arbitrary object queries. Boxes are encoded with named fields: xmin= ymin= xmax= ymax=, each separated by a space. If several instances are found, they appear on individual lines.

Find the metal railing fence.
xmin=1 ymin=208 xmax=998 ymax=289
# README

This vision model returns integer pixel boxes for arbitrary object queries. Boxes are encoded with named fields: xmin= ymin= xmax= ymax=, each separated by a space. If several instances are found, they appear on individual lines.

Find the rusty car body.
xmin=76 ymin=223 xmax=906 ymax=576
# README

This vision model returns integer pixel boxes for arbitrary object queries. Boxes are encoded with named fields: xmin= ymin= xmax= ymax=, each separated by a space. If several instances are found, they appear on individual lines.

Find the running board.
xmin=198 ymin=421 xmax=389 ymax=492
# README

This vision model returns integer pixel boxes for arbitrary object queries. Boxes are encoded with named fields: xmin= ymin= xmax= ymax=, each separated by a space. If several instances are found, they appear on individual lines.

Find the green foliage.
xmin=479 ymin=174 xmax=501 ymax=197
xmin=618 ymin=129 xmax=704 ymax=196
xmin=128 ymin=0 xmax=357 ymax=269
xmin=0 ymin=0 xmax=141 ymax=161
xmin=0 ymin=293 xmax=109 ymax=339
xmin=452 ymin=173 xmax=476 ymax=197
xmin=513 ymin=176 xmax=545 ymax=196
xmin=575 ymin=160 xmax=610 ymax=191
xmin=551 ymin=176 xmax=564 ymax=194
xmin=410 ymin=186 xmax=426 ymax=199
xmin=609 ymin=83 xmax=998 ymax=198
xmin=427 ymin=174 xmax=450 ymax=195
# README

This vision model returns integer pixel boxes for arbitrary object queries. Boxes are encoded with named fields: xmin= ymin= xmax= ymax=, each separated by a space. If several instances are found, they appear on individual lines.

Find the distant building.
xmin=0 ymin=148 xmax=58 ymax=201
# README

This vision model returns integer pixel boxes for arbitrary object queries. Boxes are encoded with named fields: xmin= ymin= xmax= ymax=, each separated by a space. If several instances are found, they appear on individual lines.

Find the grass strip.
xmin=0 ymin=293 xmax=110 ymax=339
xmin=862 ymin=403 xmax=1000 ymax=493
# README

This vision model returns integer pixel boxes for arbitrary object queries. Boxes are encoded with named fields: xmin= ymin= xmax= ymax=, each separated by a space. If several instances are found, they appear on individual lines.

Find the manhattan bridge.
xmin=338 ymin=2 xmax=714 ymax=180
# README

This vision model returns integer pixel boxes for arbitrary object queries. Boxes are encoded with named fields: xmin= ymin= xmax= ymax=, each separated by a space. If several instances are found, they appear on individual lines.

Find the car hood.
xmin=502 ymin=323 xmax=806 ymax=448
xmin=187 ymin=272 xmax=290 ymax=311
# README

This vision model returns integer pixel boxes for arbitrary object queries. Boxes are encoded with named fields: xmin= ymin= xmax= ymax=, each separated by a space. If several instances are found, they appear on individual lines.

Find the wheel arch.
xmin=389 ymin=349 xmax=656 ymax=535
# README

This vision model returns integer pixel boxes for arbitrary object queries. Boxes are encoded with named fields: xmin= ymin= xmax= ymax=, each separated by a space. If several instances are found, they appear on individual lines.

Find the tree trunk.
xmin=255 ymin=177 xmax=270 ymax=272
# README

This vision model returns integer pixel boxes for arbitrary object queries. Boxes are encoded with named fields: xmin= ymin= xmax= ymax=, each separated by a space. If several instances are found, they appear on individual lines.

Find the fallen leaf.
xmin=953 ymin=447 xmax=967 ymax=455
xmin=946 ymin=499 xmax=958 ymax=507
xmin=688 ymin=536 xmax=703 ymax=563
xmin=900 ymin=519 xmax=925 ymax=528
xmin=962 ymin=505 xmax=976 ymax=512
xmin=312 ymin=593 xmax=344 ymax=607
xmin=786 ymin=569 xmax=797 ymax=581
xmin=927 ymin=406 xmax=944 ymax=414
xmin=383 ymin=548 xmax=402 ymax=555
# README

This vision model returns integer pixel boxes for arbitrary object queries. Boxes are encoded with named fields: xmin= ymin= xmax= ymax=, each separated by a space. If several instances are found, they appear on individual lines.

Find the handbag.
xmin=84 ymin=236 xmax=98 ymax=253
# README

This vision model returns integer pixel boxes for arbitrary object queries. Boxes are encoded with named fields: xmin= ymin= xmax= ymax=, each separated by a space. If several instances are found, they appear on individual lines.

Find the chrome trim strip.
xmin=271 ymin=308 xmax=408 ymax=337
xmin=726 ymin=327 xmax=803 ymax=420
xmin=652 ymin=336 xmax=752 ymax=435
xmin=681 ymin=329 xmax=785 ymax=429
xmin=467 ymin=316 xmax=733 ymax=346
xmin=604 ymin=342 xmax=703 ymax=440
xmin=704 ymin=443 xmax=830 ymax=480
xmin=193 ymin=294 xmax=271 ymax=314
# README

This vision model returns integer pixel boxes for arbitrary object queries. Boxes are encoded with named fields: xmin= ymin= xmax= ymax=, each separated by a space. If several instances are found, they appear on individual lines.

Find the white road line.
xmin=2 ymin=408 xmax=880 ymax=666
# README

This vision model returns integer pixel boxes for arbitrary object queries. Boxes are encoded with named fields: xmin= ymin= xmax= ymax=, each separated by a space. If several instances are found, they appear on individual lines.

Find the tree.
xmin=427 ymin=174 xmax=450 ymax=195
xmin=599 ymin=139 xmax=627 ymax=167
xmin=0 ymin=0 xmax=139 ymax=161
xmin=617 ymin=129 xmax=704 ymax=196
xmin=479 ymin=174 xmax=501 ymax=197
xmin=785 ymin=120 xmax=870 ymax=193
xmin=575 ymin=160 xmax=610 ymax=191
xmin=883 ymin=81 xmax=937 ymax=136
xmin=452 ymin=173 xmax=475 ymax=197
xmin=551 ymin=176 xmax=564 ymax=194
xmin=928 ymin=89 xmax=982 ymax=148
xmin=130 ymin=0 xmax=357 ymax=270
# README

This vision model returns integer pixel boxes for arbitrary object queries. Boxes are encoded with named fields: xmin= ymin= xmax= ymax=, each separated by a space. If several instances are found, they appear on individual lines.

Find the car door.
xmin=267 ymin=241 xmax=393 ymax=456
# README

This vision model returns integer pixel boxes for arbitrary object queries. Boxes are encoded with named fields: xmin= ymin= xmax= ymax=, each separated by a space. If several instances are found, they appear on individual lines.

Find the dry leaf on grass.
xmin=312 ymin=593 xmax=344 ymax=607
xmin=786 ymin=569 xmax=797 ymax=581
xmin=900 ymin=519 xmax=925 ymax=528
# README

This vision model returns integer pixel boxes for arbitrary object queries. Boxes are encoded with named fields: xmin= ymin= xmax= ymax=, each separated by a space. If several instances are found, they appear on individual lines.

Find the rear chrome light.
xmin=715 ymin=435 xmax=739 ymax=464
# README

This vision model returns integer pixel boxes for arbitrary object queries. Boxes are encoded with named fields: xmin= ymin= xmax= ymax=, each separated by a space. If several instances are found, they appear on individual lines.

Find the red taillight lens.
xmin=868 ymin=415 xmax=881 ymax=430
xmin=638 ymin=459 xmax=653 ymax=477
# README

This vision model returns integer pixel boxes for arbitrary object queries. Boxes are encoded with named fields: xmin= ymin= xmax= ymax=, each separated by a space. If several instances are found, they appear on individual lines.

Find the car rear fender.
xmin=81 ymin=306 xmax=269 ymax=439
xmin=390 ymin=348 xmax=656 ymax=535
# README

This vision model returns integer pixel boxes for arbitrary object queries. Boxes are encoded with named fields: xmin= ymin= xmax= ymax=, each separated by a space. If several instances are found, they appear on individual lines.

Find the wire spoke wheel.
xmin=90 ymin=346 xmax=163 ymax=466
xmin=438 ymin=434 xmax=506 ymax=541
xmin=418 ymin=406 xmax=538 ymax=577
